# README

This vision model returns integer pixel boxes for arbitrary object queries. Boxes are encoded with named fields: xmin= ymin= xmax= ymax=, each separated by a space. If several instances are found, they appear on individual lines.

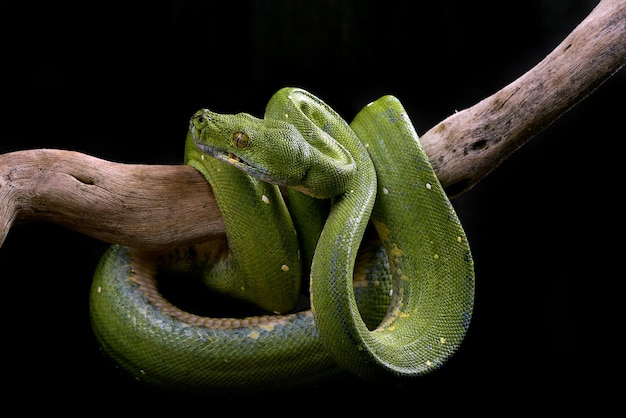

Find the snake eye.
xmin=233 ymin=131 xmax=249 ymax=149
xmin=190 ymin=114 xmax=205 ymax=130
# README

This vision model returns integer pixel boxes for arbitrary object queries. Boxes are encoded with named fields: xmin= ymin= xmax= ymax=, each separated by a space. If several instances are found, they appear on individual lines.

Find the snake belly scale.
xmin=89 ymin=87 xmax=475 ymax=393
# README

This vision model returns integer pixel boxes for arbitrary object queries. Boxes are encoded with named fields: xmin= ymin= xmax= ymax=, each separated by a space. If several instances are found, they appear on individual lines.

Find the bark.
xmin=420 ymin=0 xmax=626 ymax=196
xmin=0 ymin=150 xmax=224 ymax=249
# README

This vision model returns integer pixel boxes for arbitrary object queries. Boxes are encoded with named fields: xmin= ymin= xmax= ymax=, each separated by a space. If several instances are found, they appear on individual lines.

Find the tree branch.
xmin=421 ymin=0 xmax=626 ymax=196
xmin=0 ymin=150 xmax=225 ymax=249
xmin=1 ymin=0 xmax=624 ymax=250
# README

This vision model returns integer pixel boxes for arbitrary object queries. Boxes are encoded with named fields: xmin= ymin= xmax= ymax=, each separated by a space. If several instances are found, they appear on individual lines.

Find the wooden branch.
xmin=1 ymin=0 xmax=624 ymax=250
xmin=0 ymin=150 xmax=225 ymax=249
xmin=421 ymin=0 xmax=626 ymax=196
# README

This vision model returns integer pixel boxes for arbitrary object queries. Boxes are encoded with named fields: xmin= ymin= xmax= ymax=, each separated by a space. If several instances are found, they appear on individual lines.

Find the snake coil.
xmin=89 ymin=87 xmax=475 ymax=394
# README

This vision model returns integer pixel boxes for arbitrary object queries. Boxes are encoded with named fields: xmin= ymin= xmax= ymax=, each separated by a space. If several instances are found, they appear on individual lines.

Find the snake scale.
xmin=89 ymin=87 xmax=475 ymax=394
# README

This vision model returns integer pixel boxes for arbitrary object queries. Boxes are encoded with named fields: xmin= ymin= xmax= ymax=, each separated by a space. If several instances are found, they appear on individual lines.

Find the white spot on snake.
xmin=248 ymin=330 xmax=260 ymax=340
xmin=389 ymin=289 xmax=393 ymax=297
xmin=383 ymin=188 xmax=389 ymax=195
xmin=201 ymin=154 xmax=205 ymax=160
xmin=433 ymin=254 xmax=439 ymax=260
xmin=262 ymin=195 xmax=270 ymax=204
xmin=97 ymin=286 xmax=101 ymax=293
xmin=440 ymin=337 xmax=447 ymax=344
xmin=457 ymin=236 xmax=462 ymax=243
xmin=426 ymin=360 xmax=432 ymax=366
xmin=281 ymin=264 xmax=289 ymax=272
xmin=426 ymin=182 xmax=432 ymax=189
xmin=259 ymin=323 xmax=277 ymax=332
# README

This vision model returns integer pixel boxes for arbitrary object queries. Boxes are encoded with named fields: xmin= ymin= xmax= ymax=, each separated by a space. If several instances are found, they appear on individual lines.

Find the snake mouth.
xmin=193 ymin=139 xmax=274 ymax=182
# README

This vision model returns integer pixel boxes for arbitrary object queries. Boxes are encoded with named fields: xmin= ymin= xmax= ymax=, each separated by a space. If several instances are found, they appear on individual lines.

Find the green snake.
xmin=89 ymin=87 xmax=475 ymax=394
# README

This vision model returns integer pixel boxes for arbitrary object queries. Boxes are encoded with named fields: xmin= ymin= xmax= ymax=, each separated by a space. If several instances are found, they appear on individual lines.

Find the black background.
xmin=1 ymin=0 xmax=623 ymax=412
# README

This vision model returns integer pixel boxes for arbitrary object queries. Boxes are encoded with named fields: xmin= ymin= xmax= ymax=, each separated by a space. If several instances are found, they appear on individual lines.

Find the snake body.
xmin=89 ymin=87 xmax=475 ymax=393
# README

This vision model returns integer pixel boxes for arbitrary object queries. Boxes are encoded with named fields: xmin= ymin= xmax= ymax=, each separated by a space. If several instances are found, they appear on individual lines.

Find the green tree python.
xmin=89 ymin=87 xmax=475 ymax=394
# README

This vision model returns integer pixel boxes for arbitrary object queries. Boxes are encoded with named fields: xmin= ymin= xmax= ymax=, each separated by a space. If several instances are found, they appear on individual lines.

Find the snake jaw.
xmin=227 ymin=152 xmax=241 ymax=163
xmin=194 ymin=139 xmax=243 ymax=166
xmin=194 ymin=139 xmax=273 ymax=182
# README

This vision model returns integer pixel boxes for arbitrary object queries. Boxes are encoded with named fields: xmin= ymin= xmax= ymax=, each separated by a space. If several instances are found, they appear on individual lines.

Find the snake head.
xmin=189 ymin=109 xmax=313 ymax=190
